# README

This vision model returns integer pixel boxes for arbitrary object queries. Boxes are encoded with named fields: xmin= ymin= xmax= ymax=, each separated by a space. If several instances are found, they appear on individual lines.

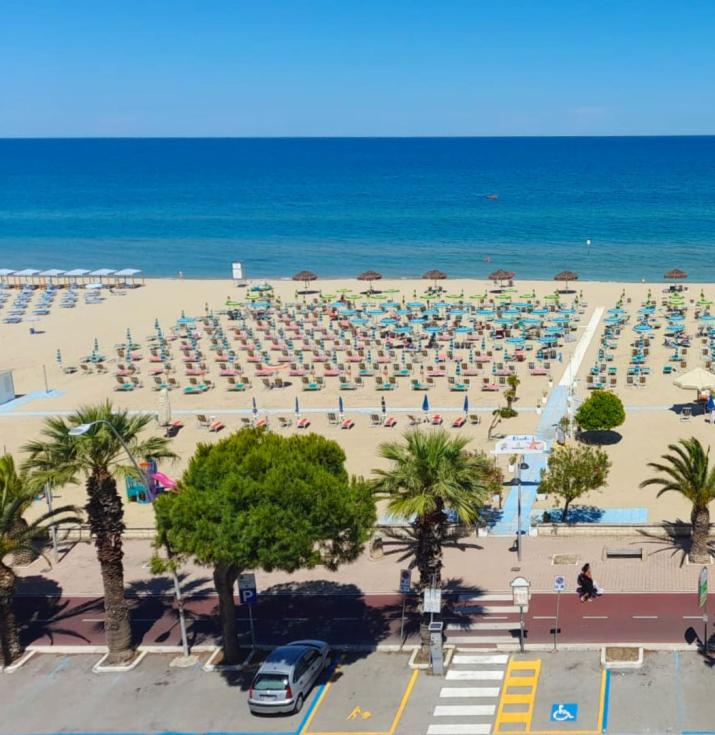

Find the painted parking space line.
xmin=301 ymin=664 xmax=418 ymax=735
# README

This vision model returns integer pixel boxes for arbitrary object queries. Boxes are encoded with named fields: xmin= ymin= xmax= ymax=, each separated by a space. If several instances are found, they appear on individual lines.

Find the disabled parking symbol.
xmin=551 ymin=703 xmax=578 ymax=722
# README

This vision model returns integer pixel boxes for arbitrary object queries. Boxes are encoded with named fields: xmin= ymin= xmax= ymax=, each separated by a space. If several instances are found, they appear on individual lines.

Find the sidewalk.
xmin=17 ymin=533 xmax=705 ymax=597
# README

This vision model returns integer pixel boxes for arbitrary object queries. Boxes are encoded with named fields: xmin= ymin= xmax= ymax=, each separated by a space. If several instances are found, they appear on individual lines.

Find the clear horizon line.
xmin=1 ymin=133 xmax=715 ymax=141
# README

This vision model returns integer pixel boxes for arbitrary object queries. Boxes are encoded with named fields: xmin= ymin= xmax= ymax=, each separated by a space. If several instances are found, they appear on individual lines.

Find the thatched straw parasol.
xmin=423 ymin=270 xmax=447 ymax=289
xmin=665 ymin=268 xmax=688 ymax=281
xmin=357 ymin=270 xmax=383 ymax=293
xmin=292 ymin=270 xmax=318 ymax=284
xmin=554 ymin=270 xmax=579 ymax=291
xmin=488 ymin=269 xmax=515 ymax=287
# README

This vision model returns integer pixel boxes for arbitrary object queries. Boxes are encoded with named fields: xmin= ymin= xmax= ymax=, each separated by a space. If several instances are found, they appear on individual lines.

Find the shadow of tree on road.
xmin=14 ymin=576 xmax=95 ymax=648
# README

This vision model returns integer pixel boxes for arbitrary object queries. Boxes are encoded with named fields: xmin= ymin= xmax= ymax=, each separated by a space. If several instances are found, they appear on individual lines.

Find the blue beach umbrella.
xmin=463 ymin=395 xmax=469 ymax=414
xmin=252 ymin=397 xmax=257 ymax=416
xmin=338 ymin=395 xmax=344 ymax=417
xmin=295 ymin=396 xmax=300 ymax=416
xmin=422 ymin=394 xmax=430 ymax=413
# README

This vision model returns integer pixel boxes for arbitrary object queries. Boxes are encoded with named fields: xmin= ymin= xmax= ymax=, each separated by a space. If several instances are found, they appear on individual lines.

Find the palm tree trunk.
xmin=690 ymin=505 xmax=712 ymax=563
xmin=416 ymin=510 xmax=445 ymax=653
xmin=0 ymin=562 xmax=23 ymax=666
xmin=86 ymin=471 xmax=133 ymax=664
xmin=213 ymin=563 xmax=240 ymax=665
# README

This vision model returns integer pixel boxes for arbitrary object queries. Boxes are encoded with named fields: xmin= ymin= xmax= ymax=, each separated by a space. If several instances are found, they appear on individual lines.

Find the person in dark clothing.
xmin=577 ymin=563 xmax=596 ymax=602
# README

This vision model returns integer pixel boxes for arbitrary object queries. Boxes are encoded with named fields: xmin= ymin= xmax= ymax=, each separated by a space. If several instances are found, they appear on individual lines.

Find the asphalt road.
xmin=14 ymin=591 xmax=714 ymax=649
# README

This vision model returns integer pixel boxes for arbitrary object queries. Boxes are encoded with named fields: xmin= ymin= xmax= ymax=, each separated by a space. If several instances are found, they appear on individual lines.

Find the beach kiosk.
xmin=0 ymin=370 xmax=15 ymax=405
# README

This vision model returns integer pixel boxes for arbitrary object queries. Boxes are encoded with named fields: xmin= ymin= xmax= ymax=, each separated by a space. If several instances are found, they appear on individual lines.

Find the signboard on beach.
xmin=232 ymin=261 xmax=244 ymax=281
xmin=492 ymin=435 xmax=547 ymax=455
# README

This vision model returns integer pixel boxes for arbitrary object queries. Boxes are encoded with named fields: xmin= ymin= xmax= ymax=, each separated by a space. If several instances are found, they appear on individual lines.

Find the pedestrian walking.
xmin=577 ymin=563 xmax=596 ymax=602
xmin=706 ymin=393 xmax=715 ymax=424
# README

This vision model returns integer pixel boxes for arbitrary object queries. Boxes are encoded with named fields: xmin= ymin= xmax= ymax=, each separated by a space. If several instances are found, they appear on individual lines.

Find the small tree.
xmin=154 ymin=429 xmax=375 ymax=665
xmin=0 ymin=454 xmax=79 ymax=664
xmin=575 ymin=391 xmax=625 ymax=434
xmin=640 ymin=438 xmax=715 ymax=563
xmin=539 ymin=444 xmax=611 ymax=522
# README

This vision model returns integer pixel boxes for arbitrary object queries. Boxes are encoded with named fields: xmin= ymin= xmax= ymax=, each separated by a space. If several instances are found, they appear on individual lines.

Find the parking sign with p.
xmin=239 ymin=573 xmax=257 ymax=605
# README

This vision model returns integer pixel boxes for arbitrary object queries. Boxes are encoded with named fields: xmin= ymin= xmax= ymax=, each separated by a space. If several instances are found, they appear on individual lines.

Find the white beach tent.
xmin=114 ymin=268 xmax=143 ymax=287
xmin=64 ymin=268 xmax=90 ymax=286
xmin=38 ymin=268 xmax=65 ymax=285
xmin=13 ymin=268 xmax=40 ymax=286
xmin=0 ymin=269 xmax=15 ymax=286
xmin=88 ymin=268 xmax=116 ymax=285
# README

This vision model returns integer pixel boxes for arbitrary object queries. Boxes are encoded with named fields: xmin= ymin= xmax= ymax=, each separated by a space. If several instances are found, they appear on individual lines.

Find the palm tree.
xmin=640 ymin=438 xmax=715 ymax=563
xmin=373 ymin=430 xmax=494 ymax=649
xmin=0 ymin=454 xmax=79 ymax=665
xmin=22 ymin=401 xmax=177 ymax=663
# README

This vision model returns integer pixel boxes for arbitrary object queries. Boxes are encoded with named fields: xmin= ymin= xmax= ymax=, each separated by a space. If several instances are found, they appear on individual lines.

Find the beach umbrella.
xmin=422 ymin=270 xmax=447 ymax=289
xmin=295 ymin=396 xmax=300 ymax=417
xmin=338 ymin=395 xmax=344 ymax=418
xmin=357 ymin=270 xmax=383 ymax=293
xmin=488 ymin=269 xmax=516 ymax=288
xmin=381 ymin=395 xmax=386 ymax=414
xmin=252 ymin=396 xmax=257 ymax=416
xmin=463 ymin=395 xmax=469 ymax=414
xmin=665 ymin=268 xmax=688 ymax=282
xmin=422 ymin=394 xmax=430 ymax=413
xmin=554 ymin=271 xmax=578 ymax=291
xmin=293 ymin=271 xmax=318 ymax=294
xmin=93 ymin=337 xmax=99 ymax=353
xmin=158 ymin=388 xmax=172 ymax=427
xmin=55 ymin=349 xmax=62 ymax=366
xmin=674 ymin=368 xmax=715 ymax=400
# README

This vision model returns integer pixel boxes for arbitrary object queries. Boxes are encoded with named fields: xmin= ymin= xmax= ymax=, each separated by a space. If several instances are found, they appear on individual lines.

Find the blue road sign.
xmin=551 ymin=703 xmax=578 ymax=722
xmin=239 ymin=573 xmax=257 ymax=605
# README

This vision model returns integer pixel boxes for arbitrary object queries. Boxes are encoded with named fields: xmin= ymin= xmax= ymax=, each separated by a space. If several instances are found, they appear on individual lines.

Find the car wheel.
xmin=294 ymin=694 xmax=304 ymax=714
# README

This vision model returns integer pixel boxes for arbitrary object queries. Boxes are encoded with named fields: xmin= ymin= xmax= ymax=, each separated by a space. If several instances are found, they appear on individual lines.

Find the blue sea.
xmin=1 ymin=137 xmax=714 ymax=281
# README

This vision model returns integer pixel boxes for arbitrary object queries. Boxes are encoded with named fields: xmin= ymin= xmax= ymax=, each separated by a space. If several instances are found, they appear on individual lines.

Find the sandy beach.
xmin=1 ymin=275 xmax=713 ymax=528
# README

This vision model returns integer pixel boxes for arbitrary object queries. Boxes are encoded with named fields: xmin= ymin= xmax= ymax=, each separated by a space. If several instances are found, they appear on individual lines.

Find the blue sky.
xmin=2 ymin=0 xmax=714 ymax=137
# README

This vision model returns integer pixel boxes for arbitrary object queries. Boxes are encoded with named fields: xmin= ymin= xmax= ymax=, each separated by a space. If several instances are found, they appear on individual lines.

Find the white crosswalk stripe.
xmin=425 ymin=647 xmax=508 ymax=734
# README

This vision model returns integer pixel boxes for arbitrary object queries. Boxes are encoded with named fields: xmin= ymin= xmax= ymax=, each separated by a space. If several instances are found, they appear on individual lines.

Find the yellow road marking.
xmin=387 ymin=668 xmax=419 ymax=735
xmin=494 ymin=658 xmax=542 ymax=733
xmin=305 ymin=666 xmax=419 ymax=735
xmin=515 ymin=667 xmax=608 ymax=735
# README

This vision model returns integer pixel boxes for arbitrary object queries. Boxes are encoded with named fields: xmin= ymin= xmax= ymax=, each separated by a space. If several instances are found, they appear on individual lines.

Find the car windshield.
xmin=252 ymin=674 xmax=289 ymax=691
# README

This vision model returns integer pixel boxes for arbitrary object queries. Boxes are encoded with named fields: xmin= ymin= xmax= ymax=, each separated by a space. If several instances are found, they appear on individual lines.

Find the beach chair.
xmin=469 ymin=414 xmax=481 ymax=425
xmin=262 ymin=378 xmax=273 ymax=390
xmin=327 ymin=412 xmax=340 ymax=425
xmin=408 ymin=415 xmax=422 ymax=426
xmin=340 ymin=418 xmax=355 ymax=430
xmin=226 ymin=376 xmax=245 ymax=391
xmin=370 ymin=414 xmax=384 ymax=427
xmin=113 ymin=376 xmax=133 ymax=391
xmin=681 ymin=406 xmax=692 ymax=421
xmin=340 ymin=376 xmax=357 ymax=390
xmin=278 ymin=416 xmax=293 ymax=429
xmin=431 ymin=414 xmax=443 ymax=426
xmin=196 ymin=415 xmax=211 ymax=429
xmin=80 ymin=363 xmax=94 ymax=375
xmin=452 ymin=415 xmax=467 ymax=428
xmin=383 ymin=416 xmax=397 ymax=428
xmin=240 ymin=417 xmax=252 ymax=428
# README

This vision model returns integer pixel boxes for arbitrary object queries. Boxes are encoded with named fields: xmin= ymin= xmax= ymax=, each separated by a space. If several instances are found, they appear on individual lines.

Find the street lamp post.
xmin=68 ymin=420 xmax=192 ymax=663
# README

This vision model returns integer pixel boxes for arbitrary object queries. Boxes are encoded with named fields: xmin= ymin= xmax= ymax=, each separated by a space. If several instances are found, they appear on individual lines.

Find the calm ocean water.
xmin=0 ymin=137 xmax=714 ymax=281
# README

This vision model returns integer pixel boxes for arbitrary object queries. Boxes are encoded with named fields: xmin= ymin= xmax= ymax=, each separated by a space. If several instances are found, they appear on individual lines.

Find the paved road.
xmin=14 ymin=591 xmax=713 ymax=649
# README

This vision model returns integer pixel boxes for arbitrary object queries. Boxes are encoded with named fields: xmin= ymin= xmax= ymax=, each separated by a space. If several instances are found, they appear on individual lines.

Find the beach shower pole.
xmin=42 ymin=364 xmax=49 ymax=393
xmin=44 ymin=483 xmax=59 ymax=563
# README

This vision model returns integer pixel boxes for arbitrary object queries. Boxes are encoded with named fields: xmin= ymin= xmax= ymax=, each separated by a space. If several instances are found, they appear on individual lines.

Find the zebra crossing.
xmin=426 ymin=652 xmax=508 ymax=735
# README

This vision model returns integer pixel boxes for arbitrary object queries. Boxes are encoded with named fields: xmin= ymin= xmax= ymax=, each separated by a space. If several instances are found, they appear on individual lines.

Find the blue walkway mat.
xmin=0 ymin=389 xmax=63 ymax=414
